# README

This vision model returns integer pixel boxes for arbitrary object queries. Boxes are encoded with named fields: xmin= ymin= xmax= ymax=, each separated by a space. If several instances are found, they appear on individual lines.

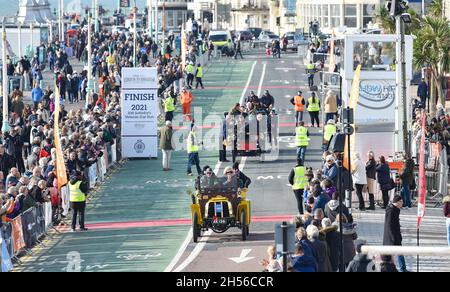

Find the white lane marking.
xmin=165 ymin=162 xmax=222 ymax=272
xmin=173 ymin=230 xmax=213 ymax=272
xmin=229 ymin=249 xmax=255 ymax=264
xmin=168 ymin=62 xmax=257 ymax=272
xmin=257 ymin=63 xmax=267 ymax=98
xmin=239 ymin=61 xmax=257 ymax=105
xmin=164 ymin=227 xmax=195 ymax=272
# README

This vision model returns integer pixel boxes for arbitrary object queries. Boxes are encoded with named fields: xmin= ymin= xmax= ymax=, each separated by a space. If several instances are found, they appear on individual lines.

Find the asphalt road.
xmin=171 ymin=51 xmax=325 ymax=272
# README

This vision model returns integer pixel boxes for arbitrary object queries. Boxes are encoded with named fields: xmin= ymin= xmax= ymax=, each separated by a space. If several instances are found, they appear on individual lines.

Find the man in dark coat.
xmin=383 ymin=195 xmax=409 ymax=272
xmin=346 ymin=240 xmax=374 ymax=272
xmin=0 ymin=144 xmax=13 ymax=181
xmin=233 ymin=162 xmax=251 ymax=188
xmin=417 ymin=79 xmax=428 ymax=109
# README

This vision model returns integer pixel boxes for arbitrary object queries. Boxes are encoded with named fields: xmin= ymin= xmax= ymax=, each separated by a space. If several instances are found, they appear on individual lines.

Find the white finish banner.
xmin=121 ymin=68 xmax=159 ymax=158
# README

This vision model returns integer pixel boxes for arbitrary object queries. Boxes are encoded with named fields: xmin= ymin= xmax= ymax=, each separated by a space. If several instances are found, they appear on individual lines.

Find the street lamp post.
xmin=148 ymin=0 xmax=153 ymax=38
xmin=2 ymin=23 xmax=10 ymax=134
xmin=133 ymin=1 xmax=137 ymax=67
xmin=18 ymin=23 xmax=22 ymax=58
xmin=30 ymin=23 xmax=34 ymax=57
xmin=87 ymin=13 xmax=93 ymax=109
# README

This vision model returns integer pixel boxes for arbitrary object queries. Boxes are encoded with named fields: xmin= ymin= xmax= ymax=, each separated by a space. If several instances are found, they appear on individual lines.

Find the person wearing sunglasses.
xmin=222 ymin=166 xmax=238 ymax=188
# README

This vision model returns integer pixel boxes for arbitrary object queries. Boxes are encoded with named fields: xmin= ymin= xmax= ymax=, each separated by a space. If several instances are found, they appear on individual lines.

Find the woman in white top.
xmin=352 ymin=153 xmax=368 ymax=211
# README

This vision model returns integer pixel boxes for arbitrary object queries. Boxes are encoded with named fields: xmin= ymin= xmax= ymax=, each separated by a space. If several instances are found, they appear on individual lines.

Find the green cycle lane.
xmin=16 ymin=60 xmax=254 ymax=272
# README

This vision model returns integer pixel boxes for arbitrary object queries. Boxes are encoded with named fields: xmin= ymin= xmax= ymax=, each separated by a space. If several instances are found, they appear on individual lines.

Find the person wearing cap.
xmin=195 ymin=64 xmax=205 ymax=90
xmin=187 ymin=124 xmax=202 ymax=176
xmin=346 ymin=240 xmax=374 ymax=272
xmin=180 ymin=87 xmax=194 ymax=122
xmin=295 ymin=121 xmax=309 ymax=163
xmin=323 ymin=119 xmax=337 ymax=150
xmin=160 ymin=121 xmax=174 ymax=171
xmin=291 ymin=91 xmax=306 ymax=127
xmin=185 ymin=61 xmax=195 ymax=89
xmin=324 ymin=90 xmax=338 ymax=123
xmin=383 ymin=195 xmax=409 ymax=272
xmin=289 ymin=158 xmax=309 ymax=215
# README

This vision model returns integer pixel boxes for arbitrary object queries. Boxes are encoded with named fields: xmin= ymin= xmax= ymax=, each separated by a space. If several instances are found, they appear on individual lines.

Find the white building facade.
xmin=297 ymin=0 xmax=382 ymax=34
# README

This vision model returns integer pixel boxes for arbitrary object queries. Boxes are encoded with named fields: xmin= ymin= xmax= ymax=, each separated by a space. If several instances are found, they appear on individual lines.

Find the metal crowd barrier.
xmin=1 ymin=137 xmax=123 ymax=271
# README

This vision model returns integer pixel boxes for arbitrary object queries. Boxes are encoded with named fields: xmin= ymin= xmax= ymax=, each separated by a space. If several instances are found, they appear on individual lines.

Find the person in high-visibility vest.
xmin=195 ymin=64 xmax=205 ymax=90
xmin=180 ymin=87 xmax=194 ymax=121
xmin=69 ymin=171 xmax=89 ymax=232
xmin=295 ymin=121 xmax=309 ymax=164
xmin=306 ymin=61 xmax=316 ymax=88
xmin=323 ymin=119 xmax=337 ymax=150
xmin=187 ymin=124 xmax=202 ymax=176
xmin=163 ymin=90 xmax=176 ymax=122
xmin=307 ymin=92 xmax=321 ymax=127
xmin=290 ymin=91 xmax=306 ymax=127
xmin=289 ymin=159 xmax=309 ymax=215
xmin=185 ymin=61 xmax=195 ymax=89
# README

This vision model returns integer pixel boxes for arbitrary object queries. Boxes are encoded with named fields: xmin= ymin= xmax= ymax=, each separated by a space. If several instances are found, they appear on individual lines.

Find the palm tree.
xmin=428 ymin=0 xmax=445 ymax=18
xmin=413 ymin=16 xmax=450 ymax=110
xmin=375 ymin=6 xmax=395 ymax=33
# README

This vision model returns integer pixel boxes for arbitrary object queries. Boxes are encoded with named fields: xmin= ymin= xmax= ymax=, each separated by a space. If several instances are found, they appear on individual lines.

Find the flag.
xmin=344 ymin=65 xmax=362 ymax=170
xmin=417 ymin=111 xmax=427 ymax=228
xmin=328 ymin=30 xmax=336 ymax=73
xmin=53 ymin=86 xmax=68 ymax=190
xmin=181 ymin=24 xmax=188 ymax=71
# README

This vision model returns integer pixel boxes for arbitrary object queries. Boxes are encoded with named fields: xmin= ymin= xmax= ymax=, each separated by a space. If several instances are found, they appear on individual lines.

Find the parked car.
xmin=260 ymin=34 xmax=279 ymax=43
xmin=258 ymin=30 xmax=275 ymax=40
xmin=238 ymin=30 xmax=254 ymax=41
xmin=112 ymin=26 xmax=130 ymax=37
xmin=248 ymin=27 xmax=263 ymax=39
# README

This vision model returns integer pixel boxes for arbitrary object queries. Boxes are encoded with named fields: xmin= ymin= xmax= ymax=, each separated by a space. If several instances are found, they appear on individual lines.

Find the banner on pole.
xmin=54 ymin=86 xmax=68 ymax=189
xmin=417 ymin=112 xmax=427 ymax=228
xmin=344 ymin=65 xmax=362 ymax=169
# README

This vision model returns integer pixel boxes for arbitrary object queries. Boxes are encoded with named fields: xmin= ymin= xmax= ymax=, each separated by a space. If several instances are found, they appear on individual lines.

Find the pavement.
xmin=15 ymin=51 xmax=450 ymax=273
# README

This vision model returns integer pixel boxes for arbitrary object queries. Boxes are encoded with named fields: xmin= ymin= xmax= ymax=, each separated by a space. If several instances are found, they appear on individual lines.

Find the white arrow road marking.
xmin=229 ymin=249 xmax=255 ymax=264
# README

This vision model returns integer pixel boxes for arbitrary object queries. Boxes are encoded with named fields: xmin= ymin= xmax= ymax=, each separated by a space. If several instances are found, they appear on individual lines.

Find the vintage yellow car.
xmin=190 ymin=179 xmax=251 ymax=243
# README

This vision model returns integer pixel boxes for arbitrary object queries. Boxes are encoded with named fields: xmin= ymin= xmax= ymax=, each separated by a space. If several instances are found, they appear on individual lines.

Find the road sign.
xmin=274 ymin=223 xmax=296 ymax=255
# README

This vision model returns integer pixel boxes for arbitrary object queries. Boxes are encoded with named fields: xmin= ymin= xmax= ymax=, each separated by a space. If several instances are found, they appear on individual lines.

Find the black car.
xmin=248 ymin=27 xmax=263 ymax=39
xmin=239 ymin=30 xmax=254 ymax=41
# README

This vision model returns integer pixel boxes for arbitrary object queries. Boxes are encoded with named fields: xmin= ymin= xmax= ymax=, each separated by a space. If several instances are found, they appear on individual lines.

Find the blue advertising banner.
xmin=0 ymin=230 xmax=13 ymax=272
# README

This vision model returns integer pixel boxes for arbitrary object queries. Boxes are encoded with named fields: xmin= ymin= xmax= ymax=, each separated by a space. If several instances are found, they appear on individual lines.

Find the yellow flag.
xmin=53 ymin=86 xmax=68 ymax=190
xmin=344 ymin=65 xmax=362 ymax=170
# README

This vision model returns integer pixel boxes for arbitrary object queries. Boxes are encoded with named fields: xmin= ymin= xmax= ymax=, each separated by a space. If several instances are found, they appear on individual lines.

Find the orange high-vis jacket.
xmin=180 ymin=91 xmax=193 ymax=105
xmin=294 ymin=95 xmax=305 ymax=112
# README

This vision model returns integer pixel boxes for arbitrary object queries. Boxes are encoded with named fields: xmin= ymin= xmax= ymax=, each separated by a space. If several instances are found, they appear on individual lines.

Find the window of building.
xmin=322 ymin=4 xmax=329 ymax=28
xmin=353 ymin=41 xmax=396 ymax=71
xmin=344 ymin=4 xmax=357 ymax=28
xmin=363 ymin=4 xmax=377 ymax=28
xmin=330 ymin=4 xmax=340 ymax=28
